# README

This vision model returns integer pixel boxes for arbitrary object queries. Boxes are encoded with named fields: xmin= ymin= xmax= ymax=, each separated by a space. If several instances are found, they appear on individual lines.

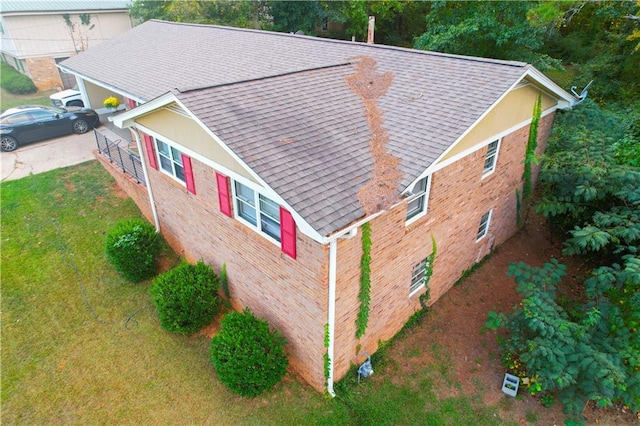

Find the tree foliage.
xmin=535 ymin=100 xmax=640 ymax=260
xmin=544 ymin=1 xmax=640 ymax=103
xmin=129 ymin=0 xmax=268 ymax=29
xmin=413 ymin=0 xmax=560 ymax=70
xmin=487 ymin=259 xmax=639 ymax=416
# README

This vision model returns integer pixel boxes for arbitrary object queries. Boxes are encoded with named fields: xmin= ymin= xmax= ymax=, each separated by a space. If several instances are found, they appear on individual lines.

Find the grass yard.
xmin=0 ymin=88 xmax=56 ymax=112
xmin=1 ymin=162 xmax=518 ymax=424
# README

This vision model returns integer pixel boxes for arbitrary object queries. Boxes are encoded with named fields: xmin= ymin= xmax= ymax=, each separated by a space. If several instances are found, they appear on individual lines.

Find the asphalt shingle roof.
xmin=61 ymin=20 xmax=533 ymax=237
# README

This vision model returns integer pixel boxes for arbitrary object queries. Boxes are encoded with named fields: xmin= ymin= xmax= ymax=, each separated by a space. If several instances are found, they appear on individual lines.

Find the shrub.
xmin=0 ymin=63 xmax=37 ymax=94
xmin=210 ymin=308 xmax=288 ymax=397
xmin=105 ymin=218 xmax=160 ymax=283
xmin=150 ymin=261 xmax=219 ymax=334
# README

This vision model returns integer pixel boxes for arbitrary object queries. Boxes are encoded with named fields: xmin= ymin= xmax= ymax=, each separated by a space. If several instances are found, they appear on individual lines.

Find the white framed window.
xmin=410 ymin=257 xmax=432 ymax=296
xmin=155 ymin=138 xmax=185 ymax=182
xmin=233 ymin=181 xmax=281 ymax=243
xmin=406 ymin=176 xmax=431 ymax=223
xmin=476 ymin=210 xmax=493 ymax=241
xmin=482 ymin=139 xmax=500 ymax=176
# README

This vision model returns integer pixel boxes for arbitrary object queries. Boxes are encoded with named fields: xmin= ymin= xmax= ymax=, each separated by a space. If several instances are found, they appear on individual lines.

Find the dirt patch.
xmin=346 ymin=56 xmax=403 ymax=215
xmin=64 ymin=180 xmax=76 ymax=192
xmin=386 ymin=212 xmax=638 ymax=425
xmin=198 ymin=315 xmax=222 ymax=339
xmin=111 ymin=182 xmax=128 ymax=199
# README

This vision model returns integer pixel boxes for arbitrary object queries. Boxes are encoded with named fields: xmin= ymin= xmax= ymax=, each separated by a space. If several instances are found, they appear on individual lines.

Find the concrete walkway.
xmin=0 ymin=131 xmax=97 ymax=182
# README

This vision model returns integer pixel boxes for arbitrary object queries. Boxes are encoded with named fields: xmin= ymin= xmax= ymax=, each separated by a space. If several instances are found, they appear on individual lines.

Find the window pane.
xmin=413 ymin=177 xmax=428 ymax=194
xmin=477 ymin=211 xmax=491 ymax=240
xmin=157 ymin=140 xmax=169 ymax=156
xmin=171 ymin=147 xmax=183 ymax=165
xmin=483 ymin=141 xmax=499 ymax=174
xmin=159 ymin=155 xmax=173 ymax=173
xmin=483 ymin=156 xmax=495 ymax=171
xmin=174 ymin=164 xmax=185 ymax=182
xmin=237 ymin=200 xmax=257 ymax=225
xmin=235 ymin=182 xmax=255 ymax=205
xmin=487 ymin=140 xmax=498 ymax=156
xmin=407 ymin=195 xmax=425 ymax=219
xmin=410 ymin=259 xmax=427 ymax=293
xmin=261 ymin=215 xmax=281 ymax=241
xmin=259 ymin=195 xmax=279 ymax=220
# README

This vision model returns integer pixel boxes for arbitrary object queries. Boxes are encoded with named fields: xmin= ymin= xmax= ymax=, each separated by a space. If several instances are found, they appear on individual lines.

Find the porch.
xmin=94 ymin=111 xmax=145 ymax=186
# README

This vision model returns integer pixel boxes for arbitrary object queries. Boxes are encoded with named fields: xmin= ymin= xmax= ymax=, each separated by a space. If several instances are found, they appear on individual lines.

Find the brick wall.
xmin=24 ymin=57 xmax=63 ymax=91
xmin=142 ymin=153 xmax=330 ymax=391
xmin=331 ymin=113 xmax=556 ymax=382
xmin=94 ymin=151 xmax=153 ymax=222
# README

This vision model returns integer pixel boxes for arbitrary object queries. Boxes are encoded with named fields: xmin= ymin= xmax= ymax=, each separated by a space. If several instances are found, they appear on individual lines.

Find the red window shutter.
xmin=280 ymin=207 xmax=296 ymax=259
xmin=182 ymin=154 xmax=196 ymax=195
xmin=215 ymin=172 xmax=232 ymax=217
xmin=142 ymin=133 xmax=158 ymax=170
xmin=126 ymin=98 xmax=137 ymax=109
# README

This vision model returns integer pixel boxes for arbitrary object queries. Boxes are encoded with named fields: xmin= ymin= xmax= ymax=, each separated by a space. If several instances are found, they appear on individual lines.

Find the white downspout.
xmin=131 ymin=129 xmax=160 ymax=232
xmin=326 ymin=238 xmax=338 ymax=397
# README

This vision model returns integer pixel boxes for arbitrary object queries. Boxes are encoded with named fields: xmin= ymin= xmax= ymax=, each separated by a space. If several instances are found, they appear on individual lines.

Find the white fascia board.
xmin=403 ymin=68 xmax=576 ymax=195
xmin=55 ymin=65 xmax=145 ymax=104
xmin=402 ymin=69 xmax=528 ymax=195
xmin=524 ymin=67 xmax=577 ymax=109
xmin=120 ymin=96 xmax=326 ymax=244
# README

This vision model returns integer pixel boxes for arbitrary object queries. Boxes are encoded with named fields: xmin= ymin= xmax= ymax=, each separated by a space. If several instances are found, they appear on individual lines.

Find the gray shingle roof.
xmin=61 ymin=20 xmax=532 ymax=237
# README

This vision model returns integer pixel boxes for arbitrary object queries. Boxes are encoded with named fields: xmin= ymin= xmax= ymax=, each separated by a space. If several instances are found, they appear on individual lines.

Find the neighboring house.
xmin=0 ymin=0 xmax=132 ymax=91
xmin=59 ymin=20 xmax=576 ymax=394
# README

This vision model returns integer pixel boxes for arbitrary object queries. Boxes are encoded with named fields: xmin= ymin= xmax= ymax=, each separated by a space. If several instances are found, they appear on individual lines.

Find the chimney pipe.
xmin=367 ymin=16 xmax=375 ymax=44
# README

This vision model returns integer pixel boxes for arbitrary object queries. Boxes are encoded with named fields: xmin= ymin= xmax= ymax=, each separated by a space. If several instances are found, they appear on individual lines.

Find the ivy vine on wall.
xmin=522 ymin=93 xmax=542 ymax=201
xmin=355 ymin=222 xmax=372 ymax=339
xmin=323 ymin=323 xmax=331 ymax=387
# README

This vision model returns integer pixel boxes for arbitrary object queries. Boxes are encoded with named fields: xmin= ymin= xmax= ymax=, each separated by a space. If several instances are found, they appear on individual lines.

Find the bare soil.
xmin=387 ymin=212 xmax=639 ymax=425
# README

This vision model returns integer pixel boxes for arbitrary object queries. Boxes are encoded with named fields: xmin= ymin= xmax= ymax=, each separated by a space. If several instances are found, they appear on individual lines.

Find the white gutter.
xmin=326 ymin=238 xmax=338 ymax=397
xmin=131 ymin=129 xmax=160 ymax=232
xmin=326 ymin=227 xmax=359 ymax=397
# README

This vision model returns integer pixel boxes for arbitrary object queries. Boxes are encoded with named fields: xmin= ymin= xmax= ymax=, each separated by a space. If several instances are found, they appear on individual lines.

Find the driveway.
xmin=1 ymin=131 xmax=97 ymax=182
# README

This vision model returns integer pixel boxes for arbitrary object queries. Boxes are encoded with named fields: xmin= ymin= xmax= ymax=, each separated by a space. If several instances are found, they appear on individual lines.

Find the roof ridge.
xmin=176 ymin=62 xmax=352 ymax=94
xmin=148 ymin=19 xmax=528 ymax=68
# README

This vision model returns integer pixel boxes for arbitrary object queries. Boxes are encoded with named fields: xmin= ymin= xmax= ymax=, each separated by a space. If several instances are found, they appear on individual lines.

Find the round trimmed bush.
xmin=210 ymin=308 xmax=288 ymax=397
xmin=150 ymin=261 xmax=219 ymax=334
xmin=0 ymin=64 xmax=37 ymax=94
xmin=105 ymin=218 xmax=160 ymax=282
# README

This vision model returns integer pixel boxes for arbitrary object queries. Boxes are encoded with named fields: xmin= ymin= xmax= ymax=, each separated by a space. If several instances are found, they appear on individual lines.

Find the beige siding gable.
xmin=439 ymin=82 xmax=557 ymax=163
xmin=136 ymin=106 xmax=258 ymax=183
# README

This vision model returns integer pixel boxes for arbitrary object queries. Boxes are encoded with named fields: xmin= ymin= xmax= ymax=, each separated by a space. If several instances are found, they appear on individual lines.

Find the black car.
xmin=0 ymin=105 xmax=100 ymax=152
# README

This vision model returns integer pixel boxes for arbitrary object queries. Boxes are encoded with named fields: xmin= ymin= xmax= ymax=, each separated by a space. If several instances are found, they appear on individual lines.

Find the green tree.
xmin=129 ymin=0 xmax=268 ymax=29
xmin=413 ymin=0 xmax=560 ymax=69
xmin=487 ymin=259 xmax=640 ymax=417
xmin=544 ymin=1 xmax=640 ymax=103
xmin=268 ymin=0 xmax=324 ymax=34
xmin=535 ymin=100 xmax=640 ymax=261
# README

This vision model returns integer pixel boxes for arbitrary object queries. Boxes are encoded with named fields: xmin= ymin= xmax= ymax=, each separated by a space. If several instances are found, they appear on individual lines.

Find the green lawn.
xmin=1 ymin=88 xmax=56 ymax=112
xmin=1 ymin=162 xmax=515 ymax=425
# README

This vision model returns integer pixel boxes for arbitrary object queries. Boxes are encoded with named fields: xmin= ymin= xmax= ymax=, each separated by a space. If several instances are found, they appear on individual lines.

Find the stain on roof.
xmin=62 ymin=20 xmax=532 ymax=237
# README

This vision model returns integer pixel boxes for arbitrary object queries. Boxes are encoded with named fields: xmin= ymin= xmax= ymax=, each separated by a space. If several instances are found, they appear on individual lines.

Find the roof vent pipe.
xmin=367 ymin=16 xmax=375 ymax=44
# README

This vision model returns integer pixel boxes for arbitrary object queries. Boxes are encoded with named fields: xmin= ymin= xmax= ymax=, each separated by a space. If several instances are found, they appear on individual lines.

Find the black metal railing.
xmin=94 ymin=129 xmax=146 ymax=186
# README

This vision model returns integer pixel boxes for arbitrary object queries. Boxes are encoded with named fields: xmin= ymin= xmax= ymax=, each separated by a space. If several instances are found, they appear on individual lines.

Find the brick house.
xmin=59 ymin=20 xmax=576 ymax=394
xmin=0 ymin=0 xmax=132 ymax=91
